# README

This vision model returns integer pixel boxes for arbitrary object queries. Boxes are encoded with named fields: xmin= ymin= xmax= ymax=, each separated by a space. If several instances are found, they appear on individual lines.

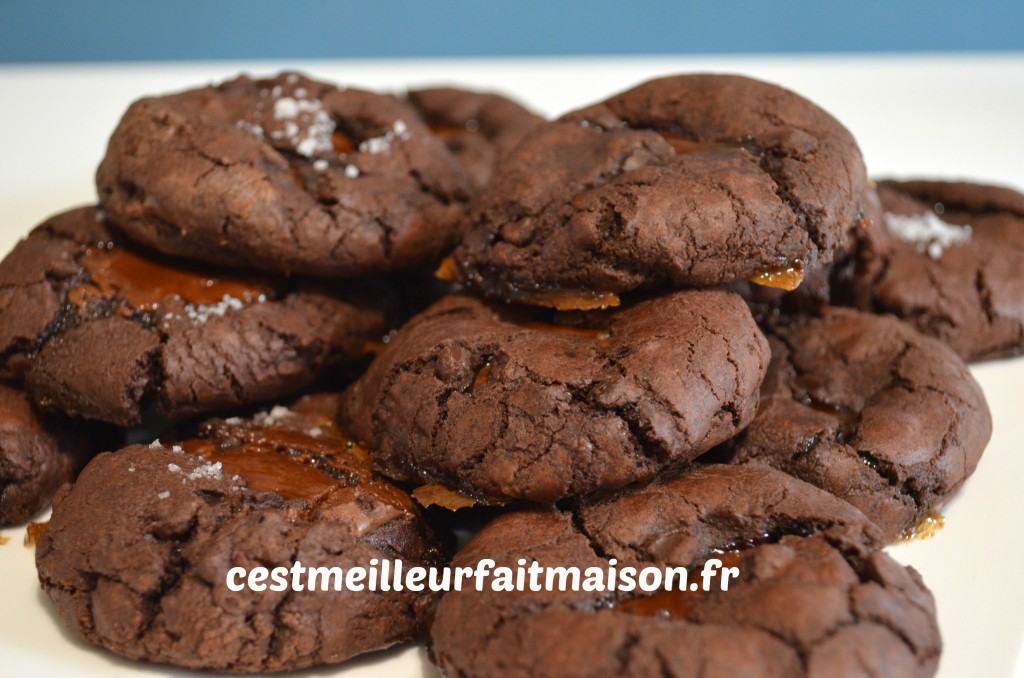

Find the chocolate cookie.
xmin=431 ymin=465 xmax=940 ymax=678
xmin=0 ymin=384 xmax=108 ymax=525
xmin=342 ymin=290 xmax=769 ymax=503
xmin=719 ymin=307 xmax=991 ymax=541
xmin=407 ymin=86 xmax=544 ymax=192
xmin=97 ymin=72 xmax=472 ymax=277
xmin=0 ymin=207 xmax=394 ymax=426
xmin=447 ymin=74 xmax=867 ymax=308
xmin=833 ymin=179 xmax=1024 ymax=361
xmin=36 ymin=394 xmax=444 ymax=673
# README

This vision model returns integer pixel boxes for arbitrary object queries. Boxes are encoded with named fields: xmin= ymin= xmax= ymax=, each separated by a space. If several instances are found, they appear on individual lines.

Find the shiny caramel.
xmin=181 ymin=422 xmax=414 ymax=512
xmin=434 ymin=255 xmax=460 ymax=282
xmin=428 ymin=122 xmax=472 ymax=140
xmin=76 ymin=246 xmax=271 ymax=311
xmin=517 ymin=322 xmax=611 ymax=341
xmin=411 ymin=484 xmax=477 ymax=510
xmin=897 ymin=512 xmax=945 ymax=543
xmin=513 ymin=288 xmax=621 ymax=311
xmin=748 ymin=262 xmax=804 ymax=291
xmin=658 ymin=131 xmax=729 ymax=155
xmin=24 ymin=521 xmax=48 ymax=547
xmin=332 ymin=129 xmax=355 ymax=154
xmin=472 ymin=362 xmax=493 ymax=390
xmin=619 ymin=552 xmax=743 ymax=619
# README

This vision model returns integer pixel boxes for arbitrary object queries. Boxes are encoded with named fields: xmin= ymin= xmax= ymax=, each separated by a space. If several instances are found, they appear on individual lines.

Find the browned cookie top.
xmin=448 ymin=74 xmax=867 ymax=308
xmin=0 ymin=383 xmax=109 ymax=525
xmin=342 ymin=290 xmax=769 ymax=503
xmin=97 ymin=72 xmax=472 ymax=278
xmin=0 ymin=207 xmax=394 ymax=426
xmin=36 ymin=394 xmax=444 ymax=673
xmin=720 ymin=307 xmax=991 ymax=542
xmin=833 ymin=179 xmax=1024 ymax=361
xmin=407 ymin=86 xmax=544 ymax=193
xmin=431 ymin=465 xmax=940 ymax=678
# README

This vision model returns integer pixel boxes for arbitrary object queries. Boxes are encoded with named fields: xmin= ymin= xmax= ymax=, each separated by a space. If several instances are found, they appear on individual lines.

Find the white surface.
xmin=1 ymin=55 xmax=1023 ymax=677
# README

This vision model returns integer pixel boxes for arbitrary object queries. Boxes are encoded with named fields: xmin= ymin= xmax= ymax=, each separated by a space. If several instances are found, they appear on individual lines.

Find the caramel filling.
xmin=517 ymin=321 xmax=611 ymax=341
xmin=411 ymin=484 xmax=478 ymax=510
xmin=748 ymin=262 xmax=804 ymax=291
xmin=434 ymin=255 xmax=460 ymax=282
xmin=472 ymin=362 xmax=493 ymax=390
xmin=23 ymin=521 xmax=47 ymax=547
xmin=513 ymin=288 xmax=621 ymax=312
xmin=428 ymin=122 xmax=470 ymax=140
xmin=75 ymin=246 xmax=272 ymax=311
xmin=659 ymin=131 xmax=731 ymax=155
xmin=180 ymin=424 xmax=413 ymax=512
xmin=897 ymin=512 xmax=945 ymax=542
xmin=332 ymin=129 xmax=355 ymax=154
xmin=619 ymin=552 xmax=743 ymax=619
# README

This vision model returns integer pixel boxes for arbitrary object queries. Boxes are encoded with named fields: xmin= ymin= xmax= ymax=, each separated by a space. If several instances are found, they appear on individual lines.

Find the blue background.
xmin=1 ymin=0 xmax=1022 ymax=63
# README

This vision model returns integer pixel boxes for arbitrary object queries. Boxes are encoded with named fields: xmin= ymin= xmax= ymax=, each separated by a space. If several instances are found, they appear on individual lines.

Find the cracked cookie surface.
xmin=448 ymin=74 xmax=867 ymax=305
xmin=0 ymin=207 xmax=394 ymax=426
xmin=341 ymin=291 xmax=769 ymax=503
xmin=97 ymin=72 xmax=472 ymax=277
xmin=406 ymin=86 xmax=544 ymax=194
xmin=36 ymin=394 xmax=444 ymax=673
xmin=430 ymin=464 xmax=940 ymax=678
xmin=833 ymin=180 xmax=1024 ymax=361
xmin=720 ymin=307 xmax=991 ymax=541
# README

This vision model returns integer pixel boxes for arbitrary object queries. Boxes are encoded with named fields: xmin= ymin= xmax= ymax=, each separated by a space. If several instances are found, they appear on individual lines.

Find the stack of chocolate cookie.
xmin=2 ymin=70 xmax=1018 ymax=676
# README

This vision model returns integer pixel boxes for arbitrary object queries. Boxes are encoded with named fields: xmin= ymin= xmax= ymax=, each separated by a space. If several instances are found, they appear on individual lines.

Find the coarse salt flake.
xmin=185 ymin=295 xmax=246 ymax=323
xmin=187 ymin=461 xmax=223 ymax=481
xmin=885 ymin=211 xmax=972 ymax=260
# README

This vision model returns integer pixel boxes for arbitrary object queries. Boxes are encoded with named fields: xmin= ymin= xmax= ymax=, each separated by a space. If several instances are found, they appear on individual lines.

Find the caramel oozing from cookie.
xmin=748 ymin=262 xmax=804 ymax=291
xmin=76 ymin=246 xmax=272 ymax=311
xmin=517 ymin=321 xmax=611 ymax=341
xmin=332 ymin=129 xmax=355 ymax=154
xmin=411 ymin=484 xmax=478 ymax=510
xmin=897 ymin=512 xmax=945 ymax=542
xmin=472 ymin=362 xmax=493 ymax=390
xmin=24 ymin=521 xmax=47 ymax=547
xmin=659 ymin=132 xmax=729 ymax=155
xmin=182 ymin=423 xmax=414 ymax=512
xmin=514 ymin=288 xmax=622 ymax=311
xmin=181 ymin=438 xmax=338 ymax=501
xmin=428 ymin=122 xmax=472 ymax=140
xmin=619 ymin=552 xmax=743 ymax=619
xmin=434 ymin=255 xmax=460 ymax=282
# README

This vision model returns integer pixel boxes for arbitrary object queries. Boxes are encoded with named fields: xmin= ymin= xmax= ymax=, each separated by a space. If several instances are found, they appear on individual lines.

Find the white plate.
xmin=1 ymin=55 xmax=1023 ymax=677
